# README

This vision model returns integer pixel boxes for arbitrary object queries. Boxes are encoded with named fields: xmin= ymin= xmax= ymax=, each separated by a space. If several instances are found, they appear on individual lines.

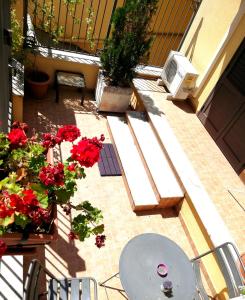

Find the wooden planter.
xmin=1 ymin=149 xmax=58 ymax=254
xmin=2 ymin=204 xmax=58 ymax=254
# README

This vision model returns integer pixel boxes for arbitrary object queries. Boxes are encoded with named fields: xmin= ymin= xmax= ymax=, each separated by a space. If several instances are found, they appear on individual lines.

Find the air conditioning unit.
xmin=161 ymin=51 xmax=198 ymax=100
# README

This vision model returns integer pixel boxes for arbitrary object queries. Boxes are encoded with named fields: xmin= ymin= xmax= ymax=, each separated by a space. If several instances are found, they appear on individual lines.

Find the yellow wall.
xmin=180 ymin=196 xmax=229 ymax=299
xmin=28 ymin=0 xmax=194 ymax=66
xmin=12 ymin=95 xmax=23 ymax=122
xmin=28 ymin=54 xmax=99 ymax=90
xmin=180 ymin=0 xmax=245 ymax=110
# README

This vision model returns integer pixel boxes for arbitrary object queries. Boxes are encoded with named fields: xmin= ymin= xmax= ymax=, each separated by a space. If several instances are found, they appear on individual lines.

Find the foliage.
xmin=100 ymin=0 xmax=158 ymax=87
xmin=10 ymin=9 xmax=24 ymax=60
xmin=0 ymin=122 xmax=105 ymax=254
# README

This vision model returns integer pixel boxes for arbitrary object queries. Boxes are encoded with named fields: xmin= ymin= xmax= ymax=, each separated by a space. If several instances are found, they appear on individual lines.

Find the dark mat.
xmin=98 ymin=143 xmax=122 ymax=176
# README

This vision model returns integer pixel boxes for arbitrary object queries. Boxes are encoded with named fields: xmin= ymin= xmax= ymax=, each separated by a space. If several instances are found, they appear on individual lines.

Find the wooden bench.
xmin=127 ymin=111 xmax=184 ymax=207
xmin=107 ymin=115 xmax=158 ymax=211
xmin=55 ymin=70 xmax=86 ymax=105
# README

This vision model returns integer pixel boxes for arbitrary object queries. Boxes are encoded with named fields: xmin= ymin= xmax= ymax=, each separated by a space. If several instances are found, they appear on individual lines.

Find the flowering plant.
xmin=0 ymin=122 xmax=105 ymax=255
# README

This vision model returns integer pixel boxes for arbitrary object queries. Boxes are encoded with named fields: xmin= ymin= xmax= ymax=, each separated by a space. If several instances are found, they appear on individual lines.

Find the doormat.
xmin=98 ymin=143 xmax=122 ymax=176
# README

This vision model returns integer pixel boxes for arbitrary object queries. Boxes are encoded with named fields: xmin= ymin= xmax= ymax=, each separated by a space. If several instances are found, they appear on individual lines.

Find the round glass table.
xmin=119 ymin=233 xmax=196 ymax=300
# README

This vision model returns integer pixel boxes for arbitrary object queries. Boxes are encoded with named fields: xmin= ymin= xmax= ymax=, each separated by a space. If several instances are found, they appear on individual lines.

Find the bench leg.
xmin=78 ymin=87 xmax=84 ymax=106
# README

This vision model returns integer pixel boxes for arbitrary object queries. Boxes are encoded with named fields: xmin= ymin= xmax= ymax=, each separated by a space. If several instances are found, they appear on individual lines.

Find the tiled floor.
xmin=22 ymin=80 xmax=245 ymax=298
xmin=23 ymin=88 xmax=195 ymax=299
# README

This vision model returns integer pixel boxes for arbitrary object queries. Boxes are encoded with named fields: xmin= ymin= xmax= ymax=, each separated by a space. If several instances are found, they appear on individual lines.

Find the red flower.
xmin=95 ymin=234 xmax=106 ymax=248
xmin=11 ymin=121 xmax=28 ymax=133
xmin=57 ymin=125 xmax=81 ymax=142
xmin=7 ymin=128 xmax=27 ymax=147
xmin=42 ymin=133 xmax=62 ymax=149
xmin=0 ymin=240 xmax=7 ymax=257
xmin=67 ymin=163 xmax=77 ymax=172
xmin=22 ymin=190 xmax=39 ymax=207
xmin=0 ymin=202 xmax=14 ymax=218
xmin=39 ymin=163 xmax=65 ymax=186
xmin=70 ymin=137 xmax=102 ymax=167
xmin=68 ymin=231 xmax=78 ymax=240
xmin=29 ymin=207 xmax=50 ymax=225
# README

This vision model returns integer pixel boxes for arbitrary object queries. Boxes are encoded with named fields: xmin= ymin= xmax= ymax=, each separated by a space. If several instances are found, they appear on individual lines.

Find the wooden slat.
xmin=107 ymin=116 xmax=158 ymax=210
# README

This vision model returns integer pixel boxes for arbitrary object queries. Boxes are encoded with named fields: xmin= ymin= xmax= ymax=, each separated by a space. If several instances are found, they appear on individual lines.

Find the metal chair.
xmin=23 ymin=259 xmax=98 ymax=300
xmin=191 ymin=242 xmax=245 ymax=299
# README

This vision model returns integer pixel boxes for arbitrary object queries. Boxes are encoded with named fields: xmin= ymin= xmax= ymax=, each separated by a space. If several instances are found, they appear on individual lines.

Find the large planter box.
xmin=95 ymin=71 xmax=133 ymax=112
xmin=2 ymin=204 xmax=58 ymax=251
xmin=1 ymin=149 xmax=57 ymax=254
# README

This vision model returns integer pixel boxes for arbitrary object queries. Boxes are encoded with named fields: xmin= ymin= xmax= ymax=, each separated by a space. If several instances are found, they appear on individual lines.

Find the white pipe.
xmin=192 ymin=2 xmax=245 ymax=98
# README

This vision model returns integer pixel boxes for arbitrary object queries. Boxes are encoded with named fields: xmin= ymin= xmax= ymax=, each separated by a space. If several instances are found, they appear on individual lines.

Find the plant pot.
xmin=2 ymin=204 xmax=58 ymax=254
xmin=25 ymin=70 xmax=50 ymax=99
xmin=95 ymin=71 xmax=133 ymax=113
xmin=1 ymin=148 xmax=57 ymax=254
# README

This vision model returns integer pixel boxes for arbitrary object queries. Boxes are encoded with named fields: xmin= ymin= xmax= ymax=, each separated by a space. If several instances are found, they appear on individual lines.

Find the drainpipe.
xmin=192 ymin=2 xmax=245 ymax=98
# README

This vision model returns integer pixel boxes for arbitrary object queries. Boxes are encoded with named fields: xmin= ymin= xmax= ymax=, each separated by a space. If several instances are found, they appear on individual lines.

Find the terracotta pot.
xmin=25 ymin=70 xmax=50 ymax=99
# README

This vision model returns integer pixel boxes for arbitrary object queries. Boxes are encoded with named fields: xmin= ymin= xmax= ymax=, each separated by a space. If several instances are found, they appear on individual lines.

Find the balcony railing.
xmin=25 ymin=0 xmax=202 ymax=67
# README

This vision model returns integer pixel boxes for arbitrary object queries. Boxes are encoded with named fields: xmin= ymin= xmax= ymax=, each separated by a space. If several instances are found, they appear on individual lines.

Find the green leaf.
xmin=15 ymin=214 xmax=31 ymax=229
xmin=0 ymin=177 xmax=9 ymax=190
xmin=92 ymin=224 xmax=104 ymax=235
xmin=55 ymin=189 xmax=73 ymax=204
xmin=0 ymin=226 xmax=7 ymax=235
xmin=76 ymin=201 xmax=103 ymax=223
xmin=0 ymin=215 xmax=14 ymax=227
xmin=30 ymin=183 xmax=49 ymax=208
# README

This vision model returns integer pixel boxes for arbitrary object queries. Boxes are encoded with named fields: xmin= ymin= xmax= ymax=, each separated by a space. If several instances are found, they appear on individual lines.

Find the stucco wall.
xmin=180 ymin=0 xmax=245 ymax=110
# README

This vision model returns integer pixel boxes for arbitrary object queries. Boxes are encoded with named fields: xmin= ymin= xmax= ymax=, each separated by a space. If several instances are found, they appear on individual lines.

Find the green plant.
xmin=0 ymin=122 xmax=106 ymax=254
xmin=100 ymin=0 xmax=158 ymax=87
xmin=10 ymin=9 xmax=24 ymax=60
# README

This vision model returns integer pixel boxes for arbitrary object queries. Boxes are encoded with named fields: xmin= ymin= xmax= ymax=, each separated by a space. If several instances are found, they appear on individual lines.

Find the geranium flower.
xmin=68 ymin=231 xmax=78 ymax=240
xmin=7 ymin=128 xmax=27 ymax=147
xmin=42 ymin=133 xmax=62 ymax=149
xmin=70 ymin=137 xmax=103 ymax=167
xmin=95 ymin=234 xmax=106 ymax=248
xmin=11 ymin=121 xmax=28 ymax=133
xmin=56 ymin=125 xmax=81 ymax=142
xmin=39 ymin=163 xmax=65 ymax=186
xmin=22 ymin=189 xmax=39 ymax=207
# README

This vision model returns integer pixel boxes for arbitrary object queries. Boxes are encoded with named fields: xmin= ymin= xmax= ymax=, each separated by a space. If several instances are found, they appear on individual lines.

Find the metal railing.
xmin=24 ymin=0 xmax=202 ymax=67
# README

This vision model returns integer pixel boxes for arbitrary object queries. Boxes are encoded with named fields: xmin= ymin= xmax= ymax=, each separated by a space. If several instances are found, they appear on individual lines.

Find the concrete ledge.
xmin=139 ymin=90 xmax=235 ymax=248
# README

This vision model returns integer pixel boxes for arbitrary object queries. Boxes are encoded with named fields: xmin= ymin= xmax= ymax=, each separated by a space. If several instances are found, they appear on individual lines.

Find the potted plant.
xmin=95 ymin=0 xmax=158 ymax=112
xmin=0 ymin=121 xmax=106 ymax=255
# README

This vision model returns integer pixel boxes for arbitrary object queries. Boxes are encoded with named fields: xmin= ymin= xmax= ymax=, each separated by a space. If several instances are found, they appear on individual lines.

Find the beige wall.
xmin=29 ymin=54 xmax=100 ymax=90
xmin=180 ymin=0 xmax=245 ymax=110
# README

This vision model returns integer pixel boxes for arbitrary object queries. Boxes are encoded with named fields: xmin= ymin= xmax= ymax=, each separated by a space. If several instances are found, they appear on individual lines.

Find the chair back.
xmin=192 ymin=242 xmax=245 ymax=299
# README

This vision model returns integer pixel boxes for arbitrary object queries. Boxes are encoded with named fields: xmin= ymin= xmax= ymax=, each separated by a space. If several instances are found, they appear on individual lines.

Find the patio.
xmin=22 ymin=86 xmax=193 ymax=299
xmin=21 ymin=79 xmax=244 ymax=299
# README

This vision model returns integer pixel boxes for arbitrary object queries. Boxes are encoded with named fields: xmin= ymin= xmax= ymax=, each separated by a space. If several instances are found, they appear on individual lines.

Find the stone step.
xmin=107 ymin=115 xmax=158 ymax=211
xmin=127 ymin=111 xmax=184 ymax=207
